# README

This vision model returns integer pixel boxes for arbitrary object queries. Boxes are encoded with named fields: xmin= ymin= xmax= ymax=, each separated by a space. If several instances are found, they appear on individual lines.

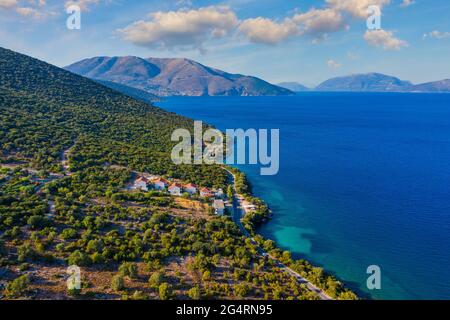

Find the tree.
xmin=281 ymin=251 xmax=292 ymax=264
xmin=227 ymin=185 xmax=233 ymax=200
xmin=148 ymin=271 xmax=163 ymax=288
xmin=234 ymin=283 xmax=249 ymax=298
xmin=86 ymin=239 xmax=103 ymax=253
xmin=339 ymin=290 xmax=358 ymax=300
xmin=158 ymin=283 xmax=173 ymax=300
xmin=6 ymin=275 xmax=30 ymax=298
xmin=27 ymin=215 xmax=51 ymax=229
xmin=17 ymin=243 xmax=37 ymax=262
xmin=202 ymin=270 xmax=211 ymax=282
xmin=68 ymin=250 xmax=92 ymax=267
xmin=187 ymin=286 xmax=201 ymax=300
xmin=119 ymin=262 xmax=138 ymax=279
xmin=111 ymin=274 xmax=125 ymax=292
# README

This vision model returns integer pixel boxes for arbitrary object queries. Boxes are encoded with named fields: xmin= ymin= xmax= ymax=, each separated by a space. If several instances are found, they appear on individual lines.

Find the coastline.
xmin=156 ymin=94 xmax=450 ymax=300
xmin=155 ymin=97 xmax=358 ymax=299
xmin=224 ymin=165 xmax=358 ymax=300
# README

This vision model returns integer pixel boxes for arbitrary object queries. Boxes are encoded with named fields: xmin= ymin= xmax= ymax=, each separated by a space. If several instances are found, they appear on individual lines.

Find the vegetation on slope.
xmin=0 ymin=47 xmax=356 ymax=300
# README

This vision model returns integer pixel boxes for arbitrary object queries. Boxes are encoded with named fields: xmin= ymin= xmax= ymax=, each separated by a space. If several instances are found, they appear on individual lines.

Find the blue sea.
xmin=157 ymin=93 xmax=450 ymax=300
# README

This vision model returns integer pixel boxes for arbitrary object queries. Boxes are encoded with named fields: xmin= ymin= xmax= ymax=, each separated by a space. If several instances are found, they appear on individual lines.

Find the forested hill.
xmin=0 ymin=47 xmax=356 ymax=300
xmin=0 ymin=47 xmax=224 ymax=186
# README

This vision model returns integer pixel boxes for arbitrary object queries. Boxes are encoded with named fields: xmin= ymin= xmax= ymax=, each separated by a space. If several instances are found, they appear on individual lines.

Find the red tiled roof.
xmin=153 ymin=178 xmax=169 ymax=185
xmin=136 ymin=176 xmax=149 ymax=183
xmin=184 ymin=183 xmax=197 ymax=188
xmin=169 ymin=183 xmax=182 ymax=189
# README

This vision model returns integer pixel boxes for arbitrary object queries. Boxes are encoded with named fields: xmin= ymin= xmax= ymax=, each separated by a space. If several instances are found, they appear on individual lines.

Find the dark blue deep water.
xmin=157 ymin=93 xmax=450 ymax=299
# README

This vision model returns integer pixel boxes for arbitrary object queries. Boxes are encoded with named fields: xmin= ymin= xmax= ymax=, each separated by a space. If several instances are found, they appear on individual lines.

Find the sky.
xmin=0 ymin=0 xmax=449 ymax=87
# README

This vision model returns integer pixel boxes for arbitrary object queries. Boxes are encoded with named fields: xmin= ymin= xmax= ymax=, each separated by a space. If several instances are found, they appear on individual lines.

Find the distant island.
xmin=65 ymin=56 xmax=293 ymax=97
xmin=277 ymin=82 xmax=311 ymax=92
xmin=281 ymin=73 xmax=450 ymax=93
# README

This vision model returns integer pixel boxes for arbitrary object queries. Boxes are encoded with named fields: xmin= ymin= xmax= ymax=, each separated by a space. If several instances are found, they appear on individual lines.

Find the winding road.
xmin=225 ymin=169 xmax=333 ymax=301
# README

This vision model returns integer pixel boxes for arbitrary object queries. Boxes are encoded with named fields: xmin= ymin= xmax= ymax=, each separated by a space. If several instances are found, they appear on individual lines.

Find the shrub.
xmin=60 ymin=228 xmax=78 ymax=240
xmin=132 ymin=290 xmax=148 ymax=300
xmin=148 ymin=271 xmax=163 ymax=288
xmin=234 ymin=283 xmax=249 ymax=298
xmin=202 ymin=270 xmax=211 ymax=281
xmin=17 ymin=243 xmax=37 ymax=262
xmin=6 ymin=275 xmax=30 ymax=298
xmin=90 ymin=252 xmax=106 ymax=264
xmin=187 ymin=286 xmax=201 ymax=300
xmin=68 ymin=250 xmax=92 ymax=267
xmin=119 ymin=262 xmax=138 ymax=279
xmin=111 ymin=274 xmax=125 ymax=292
xmin=86 ymin=239 xmax=103 ymax=253
xmin=27 ymin=215 xmax=51 ymax=229
xmin=158 ymin=283 xmax=173 ymax=300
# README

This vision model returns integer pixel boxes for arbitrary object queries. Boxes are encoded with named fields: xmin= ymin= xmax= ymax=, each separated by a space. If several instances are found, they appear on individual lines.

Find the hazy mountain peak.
xmin=65 ymin=56 xmax=292 ymax=97
xmin=315 ymin=73 xmax=413 ymax=92
xmin=277 ymin=82 xmax=310 ymax=92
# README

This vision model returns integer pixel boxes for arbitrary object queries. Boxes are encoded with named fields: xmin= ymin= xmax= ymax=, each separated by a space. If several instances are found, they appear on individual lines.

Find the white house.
xmin=168 ymin=183 xmax=182 ymax=196
xmin=153 ymin=178 xmax=169 ymax=190
xmin=242 ymin=200 xmax=257 ymax=213
xmin=134 ymin=177 xmax=149 ymax=191
xmin=213 ymin=199 xmax=225 ymax=216
xmin=200 ymin=187 xmax=214 ymax=198
xmin=184 ymin=183 xmax=197 ymax=195
xmin=215 ymin=188 xmax=224 ymax=199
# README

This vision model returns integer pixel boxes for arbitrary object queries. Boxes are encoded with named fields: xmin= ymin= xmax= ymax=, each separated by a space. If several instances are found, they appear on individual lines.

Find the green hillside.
xmin=0 ymin=47 xmax=225 ymax=186
xmin=0 ymin=47 xmax=356 ymax=300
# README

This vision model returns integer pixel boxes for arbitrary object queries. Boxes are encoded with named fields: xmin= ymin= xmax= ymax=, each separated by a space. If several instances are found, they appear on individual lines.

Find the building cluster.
xmin=131 ymin=175 xmax=226 ymax=215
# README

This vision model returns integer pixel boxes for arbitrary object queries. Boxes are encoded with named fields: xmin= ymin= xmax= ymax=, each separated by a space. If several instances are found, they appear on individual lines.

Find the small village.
xmin=130 ymin=175 xmax=228 ymax=216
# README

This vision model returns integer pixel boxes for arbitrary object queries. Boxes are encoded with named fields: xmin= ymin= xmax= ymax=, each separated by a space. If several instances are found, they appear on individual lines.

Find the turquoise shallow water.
xmin=157 ymin=93 xmax=450 ymax=300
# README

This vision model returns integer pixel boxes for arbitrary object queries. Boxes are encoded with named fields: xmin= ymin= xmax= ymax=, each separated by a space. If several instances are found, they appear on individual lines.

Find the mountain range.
xmin=65 ymin=56 xmax=292 ymax=97
xmin=286 ymin=73 xmax=450 ymax=93
xmin=65 ymin=57 xmax=449 ymax=96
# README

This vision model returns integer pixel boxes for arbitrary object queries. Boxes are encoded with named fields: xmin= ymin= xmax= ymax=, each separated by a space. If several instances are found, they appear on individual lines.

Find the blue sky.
xmin=1 ymin=0 xmax=449 ymax=87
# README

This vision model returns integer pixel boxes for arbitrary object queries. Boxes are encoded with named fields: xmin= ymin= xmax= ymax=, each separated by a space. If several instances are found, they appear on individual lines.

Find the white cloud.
xmin=0 ymin=0 xmax=17 ymax=9
xmin=364 ymin=29 xmax=408 ymax=50
xmin=293 ymin=8 xmax=346 ymax=36
xmin=238 ymin=17 xmax=298 ymax=45
xmin=423 ymin=30 xmax=450 ymax=39
xmin=327 ymin=59 xmax=342 ymax=69
xmin=16 ymin=6 xmax=44 ymax=18
xmin=65 ymin=0 xmax=100 ymax=12
xmin=0 ymin=0 xmax=55 ymax=19
xmin=238 ymin=8 xmax=346 ymax=45
xmin=118 ymin=1 xmax=400 ymax=49
xmin=401 ymin=0 xmax=414 ymax=7
xmin=326 ymin=0 xmax=390 ymax=18
xmin=118 ymin=6 xmax=239 ymax=51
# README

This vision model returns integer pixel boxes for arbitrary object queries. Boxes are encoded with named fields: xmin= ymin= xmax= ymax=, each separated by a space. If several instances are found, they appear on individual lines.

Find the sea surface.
xmin=157 ymin=93 xmax=450 ymax=300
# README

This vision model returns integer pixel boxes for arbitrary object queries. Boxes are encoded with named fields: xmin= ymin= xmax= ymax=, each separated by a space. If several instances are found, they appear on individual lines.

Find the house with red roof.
xmin=184 ymin=183 xmax=197 ymax=195
xmin=153 ymin=178 xmax=169 ymax=190
xmin=168 ymin=183 xmax=182 ymax=196
xmin=200 ymin=187 xmax=214 ymax=198
xmin=134 ymin=176 xmax=149 ymax=191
